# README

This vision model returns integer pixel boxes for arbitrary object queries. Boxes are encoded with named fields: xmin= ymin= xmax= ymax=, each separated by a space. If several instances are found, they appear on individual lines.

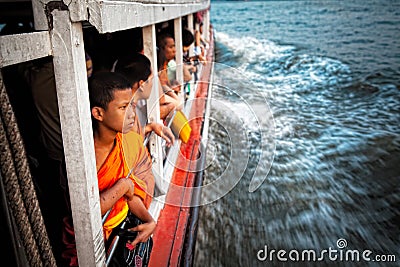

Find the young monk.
xmin=62 ymin=72 xmax=155 ymax=266
xmin=89 ymin=71 xmax=156 ymax=236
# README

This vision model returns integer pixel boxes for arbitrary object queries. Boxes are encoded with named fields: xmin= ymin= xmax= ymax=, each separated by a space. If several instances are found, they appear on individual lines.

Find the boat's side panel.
xmin=88 ymin=1 xmax=209 ymax=33
xmin=142 ymin=24 xmax=165 ymax=195
xmin=0 ymin=32 xmax=51 ymax=67
xmin=148 ymin=30 xmax=214 ymax=266
xmin=51 ymin=10 xmax=106 ymax=267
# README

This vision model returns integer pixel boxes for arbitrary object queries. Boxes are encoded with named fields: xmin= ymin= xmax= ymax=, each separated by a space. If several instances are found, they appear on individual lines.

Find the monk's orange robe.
xmin=62 ymin=131 xmax=154 ymax=265
xmin=99 ymin=131 xmax=150 ymax=239
xmin=128 ymin=120 xmax=155 ymax=206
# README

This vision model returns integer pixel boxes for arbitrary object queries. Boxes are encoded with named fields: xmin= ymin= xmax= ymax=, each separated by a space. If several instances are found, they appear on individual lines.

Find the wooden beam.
xmin=187 ymin=13 xmax=194 ymax=57
xmin=203 ymin=9 xmax=210 ymax=42
xmin=174 ymin=17 xmax=184 ymax=102
xmin=31 ymin=0 xmax=50 ymax=30
xmin=50 ymin=10 xmax=105 ymax=267
xmin=69 ymin=0 xmax=88 ymax=22
xmin=0 ymin=32 xmax=51 ymax=67
xmin=142 ymin=25 xmax=166 ymax=194
xmin=88 ymin=1 xmax=210 ymax=33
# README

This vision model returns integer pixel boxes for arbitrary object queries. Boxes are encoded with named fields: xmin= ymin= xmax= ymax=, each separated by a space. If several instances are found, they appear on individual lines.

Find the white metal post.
xmin=174 ymin=17 xmax=184 ymax=104
xmin=203 ymin=9 xmax=210 ymax=43
xmin=50 ymin=10 xmax=105 ymax=267
xmin=142 ymin=25 xmax=165 ymax=194
xmin=187 ymin=13 xmax=194 ymax=57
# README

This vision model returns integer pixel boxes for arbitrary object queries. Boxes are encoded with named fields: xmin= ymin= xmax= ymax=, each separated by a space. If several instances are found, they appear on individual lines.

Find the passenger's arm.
xmin=145 ymin=122 xmax=175 ymax=146
xmin=159 ymin=102 xmax=175 ymax=120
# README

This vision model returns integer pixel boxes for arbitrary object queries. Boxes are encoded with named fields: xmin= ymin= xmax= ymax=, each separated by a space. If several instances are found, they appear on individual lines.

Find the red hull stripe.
xmin=148 ymin=30 xmax=214 ymax=267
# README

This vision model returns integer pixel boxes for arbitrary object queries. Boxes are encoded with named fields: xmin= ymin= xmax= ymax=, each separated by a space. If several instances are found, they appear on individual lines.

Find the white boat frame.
xmin=0 ymin=0 xmax=211 ymax=266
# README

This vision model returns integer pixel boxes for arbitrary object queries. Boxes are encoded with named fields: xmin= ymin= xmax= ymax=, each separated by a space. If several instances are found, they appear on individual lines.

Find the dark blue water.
xmin=195 ymin=1 xmax=400 ymax=266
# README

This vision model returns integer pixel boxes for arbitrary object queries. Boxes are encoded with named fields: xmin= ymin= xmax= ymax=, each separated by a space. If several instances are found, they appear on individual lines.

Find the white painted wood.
xmin=162 ymin=137 xmax=181 ymax=191
xmin=50 ymin=10 xmax=105 ymax=267
xmin=0 ymin=32 xmax=52 ymax=67
xmin=174 ymin=17 xmax=184 ymax=103
xmin=31 ymin=0 xmax=50 ymax=30
xmin=203 ymin=9 xmax=210 ymax=42
xmin=186 ymin=14 xmax=195 ymax=101
xmin=69 ymin=0 xmax=89 ymax=22
xmin=88 ymin=1 xmax=210 ymax=33
xmin=187 ymin=13 xmax=194 ymax=57
xmin=200 ymin=61 xmax=214 ymax=149
xmin=32 ymin=0 xmax=87 ymax=29
xmin=139 ymin=0 xmax=201 ymax=3
xmin=142 ymin=25 xmax=165 ymax=195
xmin=148 ymin=194 xmax=166 ymax=222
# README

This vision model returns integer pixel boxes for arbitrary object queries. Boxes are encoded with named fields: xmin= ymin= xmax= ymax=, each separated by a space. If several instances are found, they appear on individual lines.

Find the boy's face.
xmin=102 ymin=88 xmax=136 ymax=134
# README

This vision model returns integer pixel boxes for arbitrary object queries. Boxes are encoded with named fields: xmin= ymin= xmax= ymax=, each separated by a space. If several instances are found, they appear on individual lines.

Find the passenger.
xmin=182 ymin=28 xmax=199 ymax=80
xmin=194 ymin=25 xmax=207 ymax=65
xmin=61 ymin=70 xmax=156 ymax=267
xmin=88 ymin=72 xmax=156 ymax=241
xmin=161 ymin=29 xmax=197 ymax=97
xmin=114 ymin=53 xmax=176 ymax=142
xmin=157 ymin=32 xmax=184 ymax=97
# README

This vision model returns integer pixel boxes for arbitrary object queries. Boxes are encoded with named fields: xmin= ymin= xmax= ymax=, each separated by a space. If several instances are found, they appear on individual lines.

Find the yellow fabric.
xmin=122 ymin=131 xmax=154 ymax=208
xmin=171 ymin=110 xmax=192 ymax=143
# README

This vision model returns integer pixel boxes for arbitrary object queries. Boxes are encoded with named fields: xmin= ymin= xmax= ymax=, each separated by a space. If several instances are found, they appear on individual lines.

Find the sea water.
xmin=194 ymin=0 xmax=400 ymax=266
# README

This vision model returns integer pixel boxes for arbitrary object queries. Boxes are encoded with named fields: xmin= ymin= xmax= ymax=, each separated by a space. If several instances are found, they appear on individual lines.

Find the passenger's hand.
xmin=127 ymin=220 xmax=156 ymax=249
xmin=154 ymin=123 xmax=175 ymax=147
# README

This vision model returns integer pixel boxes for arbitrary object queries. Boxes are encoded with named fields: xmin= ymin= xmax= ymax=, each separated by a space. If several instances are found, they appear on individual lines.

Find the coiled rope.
xmin=0 ymin=72 xmax=57 ymax=266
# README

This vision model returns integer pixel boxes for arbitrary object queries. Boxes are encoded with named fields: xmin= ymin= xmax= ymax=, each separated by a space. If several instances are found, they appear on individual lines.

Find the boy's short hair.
xmin=114 ymin=53 xmax=151 ymax=84
xmin=182 ymin=29 xmax=194 ymax=47
xmin=88 ymin=72 xmax=132 ymax=110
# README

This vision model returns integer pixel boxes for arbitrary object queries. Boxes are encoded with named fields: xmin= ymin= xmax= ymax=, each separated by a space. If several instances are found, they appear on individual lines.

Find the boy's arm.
xmin=126 ymin=196 xmax=156 ymax=247
xmin=99 ymin=178 xmax=135 ymax=215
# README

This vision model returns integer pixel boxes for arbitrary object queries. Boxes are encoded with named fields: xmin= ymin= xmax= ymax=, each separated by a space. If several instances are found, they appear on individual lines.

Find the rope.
xmin=0 ymin=72 xmax=57 ymax=266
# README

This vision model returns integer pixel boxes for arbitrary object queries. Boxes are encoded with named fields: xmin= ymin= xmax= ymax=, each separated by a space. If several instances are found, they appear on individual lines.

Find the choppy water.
xmin=194 ymin=0 xmax=400 ymax=266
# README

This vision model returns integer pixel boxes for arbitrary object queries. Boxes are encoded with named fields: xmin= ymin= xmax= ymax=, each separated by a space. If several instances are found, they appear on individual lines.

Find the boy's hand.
xmin=127 ymin=220 xmax=156 ymax=248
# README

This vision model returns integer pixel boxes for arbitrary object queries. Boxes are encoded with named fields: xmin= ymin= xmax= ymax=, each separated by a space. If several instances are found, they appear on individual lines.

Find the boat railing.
xmin=93 ymin=10 xmax=211 ymax=267
xmin=100 ymin=15 xmax=211 ymax=263
xmin=0 ymin=0 xmax=211 ymax=265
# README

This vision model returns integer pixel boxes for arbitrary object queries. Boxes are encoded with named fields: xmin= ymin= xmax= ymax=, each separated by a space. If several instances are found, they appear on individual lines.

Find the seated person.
xmin=157 ymin=32 xmax=184 ymax=96
xmin=180 ymin=29 xmax=198 ymax=81
xmin=114 ymin=53 xmax=175 ymax=144
xmin=88 ymin=71 xmax=156 ymax=244
xmin=195 ymin=22 xmax=209 ymax=61
xmin=62 ymin=72 xmax=156 ymax=266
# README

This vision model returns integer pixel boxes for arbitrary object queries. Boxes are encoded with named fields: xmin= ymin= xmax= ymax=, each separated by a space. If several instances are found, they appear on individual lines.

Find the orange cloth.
xmin=99 ymin=132 xmax=149 ymax=239
xmin=62 ymin=131 xmax=153 ymax=265
xmin=122 ymin=130 xmax=155 ymax=208
xmin=159 ymin=61 xmax=169 ymax=86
